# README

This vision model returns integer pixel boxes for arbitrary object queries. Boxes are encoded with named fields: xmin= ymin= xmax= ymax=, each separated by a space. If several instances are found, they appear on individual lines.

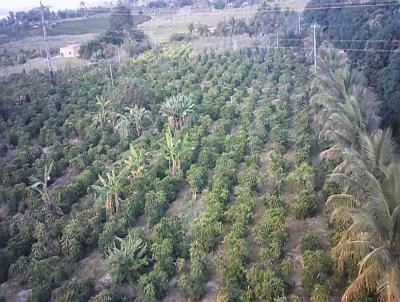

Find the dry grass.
xmin=0 ymin=33 xmax=97 ymax=54
xmin=0 ymin=56 xmax=90 ymax=77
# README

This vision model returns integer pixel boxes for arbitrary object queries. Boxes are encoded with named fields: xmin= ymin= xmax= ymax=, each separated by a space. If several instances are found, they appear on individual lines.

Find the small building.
xmin=60 ymin=44 xmax=80 ymax=58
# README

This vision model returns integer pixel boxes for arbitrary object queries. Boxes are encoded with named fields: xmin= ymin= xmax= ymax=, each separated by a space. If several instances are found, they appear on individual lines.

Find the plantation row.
xmin=0 ymin=48 xmax=285 ymax=300
xmin=2 ymin=33 xmax=394 ymax=300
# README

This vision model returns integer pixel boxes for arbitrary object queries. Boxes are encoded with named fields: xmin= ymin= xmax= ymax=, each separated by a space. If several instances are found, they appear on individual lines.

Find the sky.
xmin=0 ymin=0 xmax=105 ymax=18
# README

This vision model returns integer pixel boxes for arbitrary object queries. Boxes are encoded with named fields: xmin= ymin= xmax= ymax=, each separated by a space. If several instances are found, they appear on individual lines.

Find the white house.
xmin=60 ymin=44 xmax=81 ymax=58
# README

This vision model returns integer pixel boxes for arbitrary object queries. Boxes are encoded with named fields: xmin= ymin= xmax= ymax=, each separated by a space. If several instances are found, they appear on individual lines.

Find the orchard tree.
xmin=187 ymin=164 xmax=207 ymax=198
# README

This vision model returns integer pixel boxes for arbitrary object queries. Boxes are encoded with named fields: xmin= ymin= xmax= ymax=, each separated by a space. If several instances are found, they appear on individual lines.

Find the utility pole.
xmin=118 ymin=47 xmax=121 ymax=66
xmin=109 ymin=60 xmax=114 ymax=87
xmin=298 ymin=11 xmax=302 ymax=36
xmin=34 ymin=1 xmax=53 ymax=79
xmin=312 ymin=24 xmax=317 ymax=74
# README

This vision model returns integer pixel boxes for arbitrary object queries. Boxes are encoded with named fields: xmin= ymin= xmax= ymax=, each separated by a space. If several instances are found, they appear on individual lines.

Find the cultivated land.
xmin=48 ymin=15 xmax=110 ymax=36
xmin=0 ymin=33 xmax=97 ymax=55
xmin=139 ymin=0 xmax=310 ymax=42
xmin=139 ymin=6 xmax=260 ymax=42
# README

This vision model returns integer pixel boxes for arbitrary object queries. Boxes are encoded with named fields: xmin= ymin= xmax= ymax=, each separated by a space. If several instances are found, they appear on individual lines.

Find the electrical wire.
xmin=65 ymin=1 xmax=400 ymax=16
xmin=234 ymin=43 xmax=399 ymax=53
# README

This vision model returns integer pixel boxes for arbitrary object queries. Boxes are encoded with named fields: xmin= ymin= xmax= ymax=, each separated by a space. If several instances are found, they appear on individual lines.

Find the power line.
xmin=265 ymin=37 xmax=400 ymax=44
xmin=254 ymin=2 xmax=399 ymax=13
xmin=71 ymin=1 xmax=400 ymax=16
xmin=235 ymin=43 xmax=399 ymax=53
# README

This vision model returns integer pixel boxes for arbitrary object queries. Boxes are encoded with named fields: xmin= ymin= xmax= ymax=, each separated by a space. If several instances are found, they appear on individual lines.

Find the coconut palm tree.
xmin=160 ymin=94 xmax=194 ymax=130
xmin=316 ymin=45 xmax=400 ymax=302
xmin=312 ymin=45 xmax=380 ymax=160
xmin=92 ymin=170 xmax=124 ymax=216
xmin=327 ymin=162 xmax=400 ymax=302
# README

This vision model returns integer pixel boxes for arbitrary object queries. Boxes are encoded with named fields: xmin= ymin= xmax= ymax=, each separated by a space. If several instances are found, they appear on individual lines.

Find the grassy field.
xmin=0 ymin=56 xmax=91 ymax=77
xmin=0 ymin=33 xmax=97 ymax=55
xmin=139 ymin=0 xmax=310 ymax=42
xmin=48 ymin=15 xmax=110 ymax=36
xmin=139 ymin=6 xmax=260 ymax=42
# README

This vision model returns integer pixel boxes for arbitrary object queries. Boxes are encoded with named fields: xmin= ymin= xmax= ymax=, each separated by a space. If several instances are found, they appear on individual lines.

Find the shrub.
xmin=138 ymin=263 xmax=169 ymax=301
xmin=292 ymin=189 xmax=317 ymax=219
xmin=192 ymin=218 xmax=222 ymax=253
xmin=51 ymin=278 xmax=94 ymax=302
xmin=178 ymin=246 xmax=208 ymax=300
xmin=92 ymin=288 xmax=118 ymax=302
xmin=252 ymin=207 xmax=286 ymax=265
xmin=98 ymin=218 xmax=127 ymax=255
xmin=9 ymin=256 xmax=65 ymax=289
xmin=300 ymin=251 xmax=334 ymax=290
xmin=187 ymin=164 xmax=208 ymax=198
xmin=311 ymin=284 xmax=333 ymax=302
xmin=152 ymin=217 xmax=188 ymax=259
xmin=300 ymin=231 xmax=322 ymax=253
xmin=245 ymin=266 xmax=285 ymax=301
xmin=144 ymin=190 xmax=168 ymax=226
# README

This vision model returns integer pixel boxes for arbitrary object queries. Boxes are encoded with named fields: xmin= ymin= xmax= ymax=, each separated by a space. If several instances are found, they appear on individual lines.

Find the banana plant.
xmin=160 ymin=94 xmax=194 ymax=130
xmin=123 ymin=144 xmax=146 ymax=178
xmin=162 ymin=126 xmax=192 ymax=175
xmin=92 ymin=96 xmax=112 ymax=128
xmin=116 ymin=105 xmax=150 ymax=138
xmin=29 ymin=162 xmax=53 ymax=206
xmin=92 ymin=169 xmax=125 ymax=216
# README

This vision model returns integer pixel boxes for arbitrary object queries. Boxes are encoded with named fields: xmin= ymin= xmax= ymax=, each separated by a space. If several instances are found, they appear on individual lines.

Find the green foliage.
xmin=92 ymin=288 xmax=116 ymax=302
xmin=187 ymin=164 xmax=208 ymax=197
xmin=311 ymin=284 xmax=333 ymax=302
xmin=252 ymin=207 xmax=286 ymax=265
xmin=300 ymin=251 xmax=334 ymax=291
xmin=244 ymin=266 xmax=285 ymax=302
xmin=138 ymin=263 xmax=169 ymax=301
xmin=106 ymin=232 xmax=149 ymax=284
xmin=300 ymin=231 xmax=322 ymax=253
xmin=9 ymin=256 xmax=65 ymax=289
xmin=98 ymin=218 xmax=127 ymax=255
xmin=51 ymin=278 xmax=94 ymax=302
xmin=178 ymin=246 xmax=208 ymax=300
xmin=292 ymin=189 xmax=318 ymax=219
xmin=144 ymin=190 xmax=168 ymax=226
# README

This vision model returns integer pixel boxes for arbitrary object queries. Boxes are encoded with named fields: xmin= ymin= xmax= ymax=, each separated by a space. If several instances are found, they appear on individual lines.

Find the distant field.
xmin=139 ymin=6 xmax=260 ymax=42
xmin=140 ymin=0 xmax=310 ymax=42
xmin=0 ymin=34 xmax=97 ymax=55
xmin=0 ymin=56 xmax=90 ymax=77
xmin=48 ymin=15 xmax=110 ymax=36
